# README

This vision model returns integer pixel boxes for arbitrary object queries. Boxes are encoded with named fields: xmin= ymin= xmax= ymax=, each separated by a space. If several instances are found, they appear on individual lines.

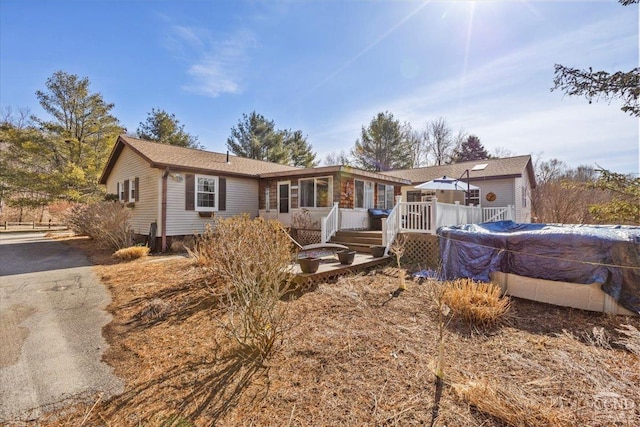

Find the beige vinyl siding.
xmin=475 ymin=178 xmax=515 ymax=209
xmin=165 ymin=174 xmax=259 ymax=236
xmin=105 ymin=146 xmax=160 ymax=235
xmin=514 ymin=175 xmax=532 ymax=223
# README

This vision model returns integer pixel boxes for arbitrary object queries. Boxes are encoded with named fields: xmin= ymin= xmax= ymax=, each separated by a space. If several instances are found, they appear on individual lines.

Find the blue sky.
xmin=1 ymin=0 xmax=638 ymax=174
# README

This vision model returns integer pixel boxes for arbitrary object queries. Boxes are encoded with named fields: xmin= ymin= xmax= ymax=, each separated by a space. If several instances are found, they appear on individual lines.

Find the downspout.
xmin=161 ymin=168 xmax=169 ymax=252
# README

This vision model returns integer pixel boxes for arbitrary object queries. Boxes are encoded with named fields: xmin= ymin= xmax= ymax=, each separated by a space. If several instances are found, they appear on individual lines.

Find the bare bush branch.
xmin=193 ymin=215 xmax=295 ymax=364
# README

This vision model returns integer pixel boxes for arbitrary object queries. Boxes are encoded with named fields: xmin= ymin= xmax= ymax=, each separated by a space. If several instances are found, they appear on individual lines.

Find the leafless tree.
xmin=532 ymin=159 xmax=610 ymax=224
xmin=323 ymin=150 xmax=351 ymax=166
xmin=0 ymin=106 xmax=32 ymax=129
xmin=423 ymin=118 xmax=466 ymax=165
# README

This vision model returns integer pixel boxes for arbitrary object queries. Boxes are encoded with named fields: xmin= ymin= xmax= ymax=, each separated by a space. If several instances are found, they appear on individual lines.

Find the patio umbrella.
xmin=414 ymin=176 xmax=479 ymax=191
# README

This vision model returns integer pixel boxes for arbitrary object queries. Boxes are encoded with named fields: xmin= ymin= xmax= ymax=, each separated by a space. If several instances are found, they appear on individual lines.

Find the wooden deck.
xmin=292 ymin=252 xmax=391 ymax=287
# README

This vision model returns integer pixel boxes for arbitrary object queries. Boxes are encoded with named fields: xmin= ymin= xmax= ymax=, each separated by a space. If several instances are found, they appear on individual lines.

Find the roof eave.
xmin=259 ymin=165 xmax=410 ymax=185
xmin=148 ymin=162 xmax=264 ymax=179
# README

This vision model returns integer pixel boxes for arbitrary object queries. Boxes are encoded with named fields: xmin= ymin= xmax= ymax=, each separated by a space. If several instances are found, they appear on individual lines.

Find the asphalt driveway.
xmin=0 ymin=233 xmax=123 ymax=422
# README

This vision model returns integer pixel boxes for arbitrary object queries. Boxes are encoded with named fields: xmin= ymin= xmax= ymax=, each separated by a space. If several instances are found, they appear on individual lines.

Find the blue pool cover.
xmin=438 ymin=221 xmax=640 ymax=314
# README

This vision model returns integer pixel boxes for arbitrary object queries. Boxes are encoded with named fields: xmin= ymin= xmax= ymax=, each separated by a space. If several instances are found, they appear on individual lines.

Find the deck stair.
xmin=329 ymin=230 xmax=382 ymax=254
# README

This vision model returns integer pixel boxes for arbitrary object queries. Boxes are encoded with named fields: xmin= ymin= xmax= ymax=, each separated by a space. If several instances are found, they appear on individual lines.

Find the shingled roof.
xmin=381 ymin=155 xmax=536 ymax=187
xmin=99 ymin=135 xmax=301 ymax=184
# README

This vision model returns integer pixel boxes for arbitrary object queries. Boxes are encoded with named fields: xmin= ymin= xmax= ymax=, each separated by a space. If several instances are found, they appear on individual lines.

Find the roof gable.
xmin=382 ymin=156 xmax=536 ymax=187
xmin=99 ymin=135 xmax=301 ymax=184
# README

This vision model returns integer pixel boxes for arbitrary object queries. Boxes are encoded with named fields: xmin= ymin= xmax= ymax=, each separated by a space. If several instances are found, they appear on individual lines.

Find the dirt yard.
xmin=37 ymin=237 xmax=639 ymax=426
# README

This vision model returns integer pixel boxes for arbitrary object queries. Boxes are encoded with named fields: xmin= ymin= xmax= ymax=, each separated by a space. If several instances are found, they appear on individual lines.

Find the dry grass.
xmin=35 ymin=239 xmax=640 ymax=426
xmin=442 ymin=278 xmax=510 ymax=327
xmin=113 ymin=245 xmax=150 ymax=261
xmin=451 ymin=378 xmax=572 ymax=426
xmin=170 ymin=236 xmax=194 ymax=253
xmin=616 ymin=323 xmax=640 ymax=356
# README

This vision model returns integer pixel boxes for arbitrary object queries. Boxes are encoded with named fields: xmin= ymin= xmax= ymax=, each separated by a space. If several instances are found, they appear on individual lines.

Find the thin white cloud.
xmin=166 ymin=25 xmax=256 ymax=98
xmin=313 ymin=10 xmax=639 ymax=174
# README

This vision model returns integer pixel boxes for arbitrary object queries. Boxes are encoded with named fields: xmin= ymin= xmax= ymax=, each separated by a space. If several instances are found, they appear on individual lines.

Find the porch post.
xmin=431 ymin=197 xmax=438 ymax=231
xmin=321 ymin=220 xmax=327 ymax=244
xmin=381 ymin=218 xmax=388 ymax=246
xmin=395 ymin=195 xmax=402 ymax=227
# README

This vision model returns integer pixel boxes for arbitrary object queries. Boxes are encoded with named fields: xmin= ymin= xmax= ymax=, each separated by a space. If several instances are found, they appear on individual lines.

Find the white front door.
xmin=277 ymin=181 xmax=291 ymax=227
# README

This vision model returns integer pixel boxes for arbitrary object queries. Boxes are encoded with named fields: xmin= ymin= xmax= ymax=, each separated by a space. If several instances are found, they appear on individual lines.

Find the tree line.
xmin=0 ymin=70 xmax=494 ymax=214
xmin=0 ymin=71 xmax=318 ymax=216
xmin=329 ymin=112 xmax=495 ymax=171
xmin=1 ymin=69 xmax=637 ymax=226
xmin=532 ymin=158 xmax=638 ymax=225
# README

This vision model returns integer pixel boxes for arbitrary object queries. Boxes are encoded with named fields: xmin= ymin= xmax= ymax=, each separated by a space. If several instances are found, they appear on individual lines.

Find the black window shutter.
xmin=124 ymin=179 xmax=130 ymax=202
xmin=185 ymin=174 xmax=195 ymax=210
xmin=219 ymin=177 xmax=226 ymax=211
xmin=134 ymin=177 xmax=140 ymax=201
xmin=116 ymin=182 xmax=120 ymax=199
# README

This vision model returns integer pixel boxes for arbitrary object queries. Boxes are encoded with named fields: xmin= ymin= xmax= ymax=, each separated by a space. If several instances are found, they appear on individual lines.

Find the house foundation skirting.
xmin=133 ymin=233 xmax=196 ymax=253
xmin=398 ymin=233 xmax=440 ymax=269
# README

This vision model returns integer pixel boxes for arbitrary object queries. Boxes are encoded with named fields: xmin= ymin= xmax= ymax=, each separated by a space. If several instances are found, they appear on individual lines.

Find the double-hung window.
xmin=117 ymin=181 xmax=125 ymax=201
xmin=355 ymin=180 xmax=374 ymax=209
xmin=299 ymin=176 xmax=333 ymax=208
xmin=130 ymin=178 xmax=136 ymax=201
xmin=377 ymin=184 xmax=395 ymax=209
xmin=196 ymin=175 xmax=217 ymax=211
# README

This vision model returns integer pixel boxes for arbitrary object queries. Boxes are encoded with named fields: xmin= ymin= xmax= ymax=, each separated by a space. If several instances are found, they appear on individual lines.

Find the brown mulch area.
xmin=38 ymin=238 xmax=640 ymax=426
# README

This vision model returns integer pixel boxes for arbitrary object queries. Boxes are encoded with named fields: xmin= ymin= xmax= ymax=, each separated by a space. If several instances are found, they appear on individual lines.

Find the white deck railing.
xmin=321 ymin=202 xmax=339 ymax=243
xmin=262 ymin=201 xmax=513 ymax=248
xmin=383 ymin=199 xmax=485 ymax=251
xmin=339 ymin=209 xmax=370 ymax=230
xmin=483 ymin=205 xmax=514 ymax=222
xmin=382 ymin=196 xmax=402 ymax=254
xmin=436 ymin=201 xmax=483 ymax=229
xmin=399 ymin=201 xmax=437 ymax=232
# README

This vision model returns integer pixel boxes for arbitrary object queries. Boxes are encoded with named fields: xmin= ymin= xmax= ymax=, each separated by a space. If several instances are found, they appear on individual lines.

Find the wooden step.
xmin=328 ymin=230 xmax=383 ymax=253
xmin=330 ymin=236 xmax=381 ymax=245
xmin=333 ymin=230 xmax=382 ymax=239
xmin=328 ymin=241 xmax=378 ymax=254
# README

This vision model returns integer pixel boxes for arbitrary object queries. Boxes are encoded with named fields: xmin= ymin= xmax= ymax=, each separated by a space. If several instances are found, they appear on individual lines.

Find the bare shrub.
xmin=451 ymin=378 xmax=571 ymax=426
xmin=583 ymin=326 xmax=612 ymax=349
xmin=425 ymin=279 xmax=452 ymax=424
xmin=389 ymin=235 xmax=407 ymax=290
xmin=442 ymin=279 xmax=510 ymax=327
xmin=291 ymin=209 xmax=319 ymax=230
xmin=113 ymin=246 xmax=150 ymax=261
xmin=171 ymin=236 xmax=195 ymax=253
xmin=66 ymin=201 xmax=132 ymax=251
xmin=291 ymin=209 xmax=321 ymax=246
xmin=170 ymin=240 xmax=186 ymax=252
xmin=193 ymin=215 xmax=295 ymax=363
